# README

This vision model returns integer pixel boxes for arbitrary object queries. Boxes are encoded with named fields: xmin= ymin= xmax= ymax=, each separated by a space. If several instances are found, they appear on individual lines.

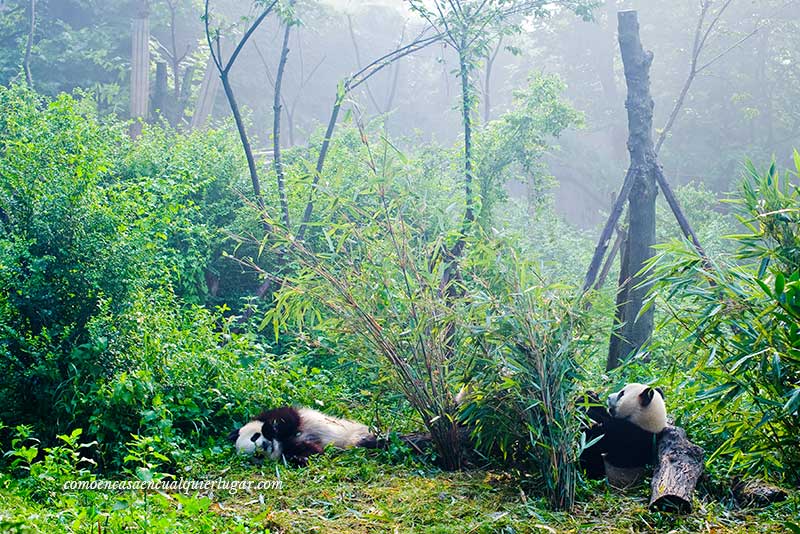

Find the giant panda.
xmin=579 ymin=383 xmax=667 ymax=480
xmin=228 ymin=406 xmax=378 ymax=466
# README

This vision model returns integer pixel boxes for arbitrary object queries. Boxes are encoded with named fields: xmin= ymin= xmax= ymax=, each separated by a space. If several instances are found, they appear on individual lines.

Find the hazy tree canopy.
xmin=2 ymin=0 xmax=797 ymax=223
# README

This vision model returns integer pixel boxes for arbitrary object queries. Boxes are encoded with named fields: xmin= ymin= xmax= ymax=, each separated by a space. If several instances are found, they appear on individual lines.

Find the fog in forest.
xmin=2 ymin=0 xmax=796 ymax=228
xmin=3 ymin=2 xmax=800 ymax=528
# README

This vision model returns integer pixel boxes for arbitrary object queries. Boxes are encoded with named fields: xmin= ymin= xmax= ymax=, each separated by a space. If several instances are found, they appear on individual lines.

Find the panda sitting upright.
xmin=579 ymin=383 xmax=667 ymax=480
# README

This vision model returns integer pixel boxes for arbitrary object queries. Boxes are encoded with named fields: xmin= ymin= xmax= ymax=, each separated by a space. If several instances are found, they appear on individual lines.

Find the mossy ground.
xmin=1 ymin=448 xmax=796 ymax=533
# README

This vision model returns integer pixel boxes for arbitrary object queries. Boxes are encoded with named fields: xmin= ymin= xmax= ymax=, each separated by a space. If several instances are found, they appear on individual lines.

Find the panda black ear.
xmin=639 ymin=387 xmax=655 ymax=406
xmin=227 ymin=429 xmax=240 ymax=442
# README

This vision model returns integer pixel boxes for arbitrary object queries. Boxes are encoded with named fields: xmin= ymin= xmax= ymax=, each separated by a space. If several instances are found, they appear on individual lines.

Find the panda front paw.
xmin=286 ymin=454 xmax=309 ymax=467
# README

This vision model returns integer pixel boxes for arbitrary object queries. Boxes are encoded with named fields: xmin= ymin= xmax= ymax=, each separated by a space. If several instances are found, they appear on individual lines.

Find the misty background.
xmin=2 ymin=0 xmax=797 ymax=227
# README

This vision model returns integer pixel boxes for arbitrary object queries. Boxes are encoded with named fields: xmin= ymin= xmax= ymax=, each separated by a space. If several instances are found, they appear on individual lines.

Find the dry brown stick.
xmin=594 ymin=225 xmax=625 ymax=292
xmin=582 ymin=167 xmax=635 ymax=293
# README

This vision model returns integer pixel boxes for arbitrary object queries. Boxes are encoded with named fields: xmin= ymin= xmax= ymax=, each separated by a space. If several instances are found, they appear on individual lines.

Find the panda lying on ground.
xmin=229 ymin=406 xmax=377 ymax=466
xmin=579 ymin=382 xmax=668 ymax=479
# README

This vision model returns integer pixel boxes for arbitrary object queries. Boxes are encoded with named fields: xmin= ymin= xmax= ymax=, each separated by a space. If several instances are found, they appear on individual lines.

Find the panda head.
xmin=228 ymin=420 xmax=277 ymax=457
xmin=607 ymin=383 xmax=667 ymax=434
xmin=258 ymin=407 xmax=302 ymax=442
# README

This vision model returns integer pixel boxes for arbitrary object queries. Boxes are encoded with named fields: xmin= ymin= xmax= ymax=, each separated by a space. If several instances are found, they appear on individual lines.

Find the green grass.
xmin=1 ymin=449 xmax=797 ymax=533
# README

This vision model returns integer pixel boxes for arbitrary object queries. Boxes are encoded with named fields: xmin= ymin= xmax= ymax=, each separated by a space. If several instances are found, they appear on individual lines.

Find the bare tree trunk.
xmin=649 ymin=426 xmax=704 ymax=513
xmin=273 ymin=7 xmax=295 ymax=228
xmin=584 ymin=1 xmax=754 ymax=294
xmin=191 ymin=55 xmax=221 ymax=130
xmin=221 ymin=74 xmax=264 ymax=211
xmin=177 ymin=65 xmax=194 ymax=125
xmin=582 ymin=166 xmax=636 ymax=292
xmin=204 ymin=0 xmax=278 ymax=212
xmin=595 ymin=225 xmax=625 ymax=291
xmin=153 ymin=61 xmax=168 ymax=119
xmin=608 ymin=10 xmax=658 ymax=369
xmin=23 ymin=0 xmax=35 ymax=88
xmin=607 ymin=214 xmax=630 ymax=372
xmin=130 ymin=0 xmax=150 ymax=138
xmin=168 ymin=0 xmax=181 ymax=104
xmin=483 ymin=36 xmax=502 ymax=124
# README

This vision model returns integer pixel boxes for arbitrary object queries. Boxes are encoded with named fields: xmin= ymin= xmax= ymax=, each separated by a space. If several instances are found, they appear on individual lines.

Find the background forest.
xmin=0 ymin=0 xmax=798 ymax=532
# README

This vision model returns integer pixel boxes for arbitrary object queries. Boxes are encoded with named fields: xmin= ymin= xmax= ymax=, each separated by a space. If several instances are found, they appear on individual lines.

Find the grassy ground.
xmin=0 ymin=449 xmax=797 ymax=533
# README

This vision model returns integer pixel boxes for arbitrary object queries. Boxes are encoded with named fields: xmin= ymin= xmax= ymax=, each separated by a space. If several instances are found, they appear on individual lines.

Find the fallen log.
xmin=649 ymin=425 xmax=704 ymax=513
xmin=733 ymin=479 xmax=788 ymax=508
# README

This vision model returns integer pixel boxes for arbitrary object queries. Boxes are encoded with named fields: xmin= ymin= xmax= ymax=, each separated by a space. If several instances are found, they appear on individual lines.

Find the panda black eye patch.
xmin=618 ymin=390 xmax=625 ymax=399
xmin=250 ymin=432 xmax=261 ymax=443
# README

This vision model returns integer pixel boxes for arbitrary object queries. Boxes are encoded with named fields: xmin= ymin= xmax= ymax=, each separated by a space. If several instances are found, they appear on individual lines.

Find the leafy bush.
xmin=117 ymin=122 xmax=252 ymax=305
xmin=0 ymin=85 xmax=344 ymax=470
xmin=3 ymin=425 xmax=96 ymax=502
xmin=475 ymin=74 xmax=583 ymax=230
xmin=263 ymin=171 xmax=469 ymax=470
xmin=0 ymin=85 xmax=139 ymax=428
xmin=648 ymin=154 xmax=800 ymax=482
xmin=458 ymin=247 xmax=583 ymax=510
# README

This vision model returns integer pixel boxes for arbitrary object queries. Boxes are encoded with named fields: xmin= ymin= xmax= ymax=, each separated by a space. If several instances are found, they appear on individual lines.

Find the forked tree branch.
xmin=204 ymin=0 xmax=279 ymax=214
xmin=295 ymin=30 xmax=444 ymax=242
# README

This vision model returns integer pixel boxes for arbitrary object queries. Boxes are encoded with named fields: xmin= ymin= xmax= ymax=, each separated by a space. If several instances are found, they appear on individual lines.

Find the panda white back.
xmin=296 ymin=408 xmax=374 ymax=448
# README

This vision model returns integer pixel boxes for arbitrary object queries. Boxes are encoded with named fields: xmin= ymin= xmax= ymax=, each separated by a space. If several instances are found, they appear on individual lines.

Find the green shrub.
xmin=0 ymin=85 xmax=139 ymax=428
xmin=459 ymin=248 xmax=583 ymax=510
xmin=0 ymin=85 xmax=339 ymax=470
xmin=3 ymin=425 xmax=96 ymax=502
xmin=648 ymin=153 xmax=800 ymax=483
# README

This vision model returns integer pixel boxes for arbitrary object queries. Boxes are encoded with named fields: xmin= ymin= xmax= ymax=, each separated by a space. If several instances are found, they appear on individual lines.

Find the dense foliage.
xmin=649 ymin=155 xmax=800 ymax=483
xmin=1 ymin=0 xmax=799 ymax=528
xmin=0 ymin=85 xmax=347 ymax=471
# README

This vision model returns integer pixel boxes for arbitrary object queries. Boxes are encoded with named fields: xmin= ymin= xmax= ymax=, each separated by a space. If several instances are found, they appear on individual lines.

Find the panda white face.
xmin=607 ymin=383 xmax=667 ymax=434
xmin=234 ymin=421 xmax=272 ymax=455
xmin=233 ymin=420 xmax=286 ymax=459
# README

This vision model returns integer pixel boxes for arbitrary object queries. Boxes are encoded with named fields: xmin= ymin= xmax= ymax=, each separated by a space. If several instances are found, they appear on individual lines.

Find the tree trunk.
xmin=273 ymin=9 xmax=294 ymax=228
xmin=595 ymin=225 xmax=625 ymax=291
xmin=649 ymin=426 xmax=704 ymax=513
xmin=483 ymin=36 xmax=502 ymax=124
xmin=607 ymin=215 xmax=630 ymax=371
xmin=23 ymin=0 xmax=35 ymax=88
xmin=176 ymin=65 xmax=194 ymax=125
xmin=130 ymin=0 xmax=150 ymax=138
xmin=153 ymin=61 xmax=168 ymax=119
xmin=608 ymin=10 xmax=657 ymax=368
xmin=191 ymin=55 xmax=221 ymax=130
xmin=220 ymin=73 xmax=264 ymax=212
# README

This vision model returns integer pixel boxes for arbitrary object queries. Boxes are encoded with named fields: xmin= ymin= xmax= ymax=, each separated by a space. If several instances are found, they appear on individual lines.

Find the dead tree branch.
xmin=204 ymin=0 xmax=279 ymax=213
xmin=273 ymin=2 xmax=296 ymax=228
